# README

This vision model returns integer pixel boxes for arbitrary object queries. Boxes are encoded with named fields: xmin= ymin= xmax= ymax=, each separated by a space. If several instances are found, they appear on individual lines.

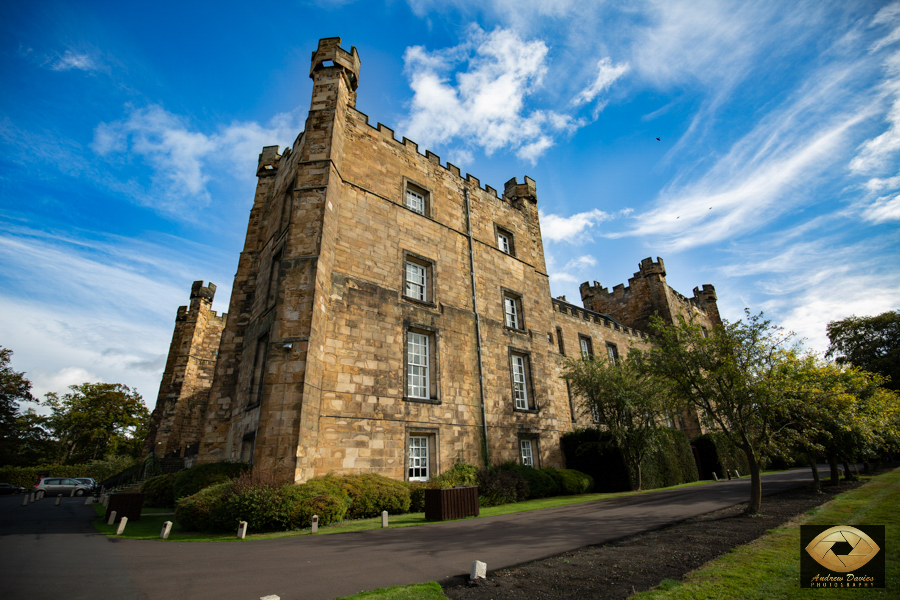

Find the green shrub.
xmin=175 ymin=482 xmax=232 ymax=531
xmin=476 ymin=468 xmax=528 ymax=507
xmin=547 ymin=468 xmax=594 ymax=494
xmin=215 ymin=484 xmax=295 ymax=533
xmin=430 ymin=461 xmax=478 ymax=488
xmin=173 ymin=461 xmax=249 ymax=501
xmin=499 ymin=462 xmax=560 ymax=499
xmin=692 ymin=432 xmax=749 ymax=480
xmin=281 ymin=477 xmax=352 ymax=528
xmin=141 ymin=472 xmax=179 ymax=507
xmin=335 ymin=474 xmax=411 ymax=519
xmin=407 ymin=481 xmax=429 ymax=513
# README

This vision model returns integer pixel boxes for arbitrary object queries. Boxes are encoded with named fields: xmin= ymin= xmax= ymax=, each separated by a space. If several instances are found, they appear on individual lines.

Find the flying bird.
xmin=656 ymin=137 xmax=661 ymax=141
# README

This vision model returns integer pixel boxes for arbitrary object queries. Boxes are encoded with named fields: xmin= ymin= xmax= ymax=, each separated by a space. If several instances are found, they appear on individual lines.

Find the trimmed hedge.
xmin=141 ymin=472 xmax=179 ymax=507
xmin=172 ymin=461 xmax=249 ymax=502
xmin=476 ymin=468 xmax=528 ymax=507
xmin=0 ymin=457 xmax=139 ymax=488
xmin=561 ymin=427 xmax=699 ymax=492
xmin=545 ymin=468 xmax=595 ymax=495
xmin=692 ymin=432 xmax=750 ymax=480
xmin=499 ymin=462 xmax=560 ymax=499
xmin=335 ymin=474 xmax=411 ymax=519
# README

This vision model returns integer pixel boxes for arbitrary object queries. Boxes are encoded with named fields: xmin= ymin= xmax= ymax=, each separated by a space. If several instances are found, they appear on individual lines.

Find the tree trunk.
xmin=636 ymin=461 xmax=642 ymax=491
xmin=744 ymin=447 xmax=762 ymax=515
xmin=863 ymin=458 xmax=871 ymax=475
xmin=828 ymin=451 xmax=840 ymax=485
xmin=806 ymin=452 xmax=821 ymax=492
xmin=841 ymin=458 xmax=858 ymax=481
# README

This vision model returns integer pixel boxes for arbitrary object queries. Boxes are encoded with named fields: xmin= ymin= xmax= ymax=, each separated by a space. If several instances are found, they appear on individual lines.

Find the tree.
xmin=639 ymin=311 xmax=796 ymax=514
xmin=562 ymin=354 xmax=671 ymax=490
xmin=44 ymin=383 xmax=150 ymax=464
xmin=0 ymin=346 xmax=35 ymax=465
xmin=826 ymin=310 xmax=900 ymax=391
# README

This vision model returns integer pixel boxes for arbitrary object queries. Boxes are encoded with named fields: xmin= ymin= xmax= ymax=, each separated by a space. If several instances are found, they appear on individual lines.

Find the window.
xmin=403 ymin=179 xmax=431 ymax=217
xmin=509 ymin=350 xmax=534 ymax=411
xmin=240 ymin=433 xmax=255 ymax=464
xmin=606 ymin=343 xmax=619 ymax=366
xmin=406 ymin=188 xmax=425 ymax=214
xmin=401 ymin=252 xmax=435 ymax=306
xmin=267 ymin=250 xmax=282 ymax=308
xmin=407 ymin=332 xmax=429 ymax=399
xmin=579 ymin=335 xmax=593 ymax=358
xmin=503 ymin=292 xmax=524 ymax=330
xmin=701 ymin=326 xmax=709 ymax=338
xmin=248 ymin=333 xmax=269 ymax=408
xmin=495 ymin=225 xmax=516 ymax=256
xmin=556 ymin=327 xmax=566 ymax=355
xmin=405 ymin=261 xmax=427 ymax=301
xmin=405 ymin=326 xmax=439 ymax=402
xmin=520 ymin=439 xmax=534 ymax=466
xmin=408 ymin=436 xmax=429 ymax=481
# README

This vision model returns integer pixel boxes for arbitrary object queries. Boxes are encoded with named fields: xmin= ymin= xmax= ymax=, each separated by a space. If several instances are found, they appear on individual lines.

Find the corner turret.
xmin=504 ymin=176 xmax=537 ymax=204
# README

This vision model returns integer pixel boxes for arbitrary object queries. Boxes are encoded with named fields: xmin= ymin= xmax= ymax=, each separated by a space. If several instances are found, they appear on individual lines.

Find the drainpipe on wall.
xmin=463 ymin=188 xmax=490 ymax=465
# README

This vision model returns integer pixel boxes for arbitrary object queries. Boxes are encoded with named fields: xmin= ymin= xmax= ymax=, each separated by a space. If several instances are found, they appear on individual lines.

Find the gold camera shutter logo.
xmin=805 ymin=526 xmax=881 ymax=572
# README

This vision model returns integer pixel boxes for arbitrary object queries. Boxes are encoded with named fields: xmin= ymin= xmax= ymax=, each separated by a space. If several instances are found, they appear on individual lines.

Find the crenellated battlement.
xmin=190 ymin=280 xmax=217 ymax=302
xmin=310 ymin=37 xmax=360 ymax=91
xmin=638 ymin=257 xmax=666 ymax=278
xmin=257 ymin=145 xmax=280 ymax=177
xmin=551 ymin=298 xmax=648 ymax=340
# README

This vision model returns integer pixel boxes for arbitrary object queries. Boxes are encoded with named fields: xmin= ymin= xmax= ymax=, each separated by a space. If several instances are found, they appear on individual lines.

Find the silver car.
xmin=33 ymin=477 xmax=91 ymax=498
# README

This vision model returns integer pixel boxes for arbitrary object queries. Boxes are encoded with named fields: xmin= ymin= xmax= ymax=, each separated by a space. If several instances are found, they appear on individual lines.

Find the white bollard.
xmin=160 ymin=521 xmax=173 ymax=539
xmin=103 ymin=495 xmax=109 ymax=507
xmin=55 ymin=494 xmax=62 ymax=506
xmin=471 ymin=560 xmax=487 ymax=580
xmin=116 ymin=517 xmax=128 ymax=535
xmin=237 ymin=521 xmax=248 ymax=540
xmin=381 ymin=510 xmax=388 ymax=528
xmin=84 ymin=496 xmax=93 ymax=505
xmin=107 ymin=510 xmax=117 ymax=526
xmin=70 ymin=489 xmax=75 ymax=497
xmin=712 ymin=472 xmax=719 ymax=481
xmin=30 ymin=492 xmax=34 ymax=502
xmin=311 ymin=515 xmax=318 ymax=534
xmin=22 ymin=495 xmax=28 ymax=506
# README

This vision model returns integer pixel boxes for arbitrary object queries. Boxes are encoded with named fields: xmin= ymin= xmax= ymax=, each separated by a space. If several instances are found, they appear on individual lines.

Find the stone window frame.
xmin=403 ymin=323 xmax=441 ymax=404
xmin=606 ymin=342 xmax=619 ymax=366
xmin=579 ymin=334 xmax=594 ymax=359
xmin=556 ymin=326 xmax=566 ymax=355
xmin=405 ymin=426 xmax=440 ymax=482
xmin=494 ymin=224 xmax=516 ymax=257
xmin=267 ymin=244 xmax=285 ymax=310
xmin=401 ymin=250 xmax=437 ymax=308
xmin=240 ymin=431 xmax=256 ymax=465
xmin=402 ymin=177 xmax=432 ymax=218
xmin=500 ymin=287 xmax=526 ymax=332
xmin=246 ymin=332 xmax=269 ymax=410
xmin=508 ymin=346 xmax=537 ymax=413
xmin=517 ymin=433 xmax=540 ymax=468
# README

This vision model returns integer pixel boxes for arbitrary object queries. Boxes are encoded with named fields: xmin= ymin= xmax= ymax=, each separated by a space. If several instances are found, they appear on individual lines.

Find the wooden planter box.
xmin=425 ymin=486 xmax=479 ymax=521
xmin=107 ymin=493 xmax=144 ymax=522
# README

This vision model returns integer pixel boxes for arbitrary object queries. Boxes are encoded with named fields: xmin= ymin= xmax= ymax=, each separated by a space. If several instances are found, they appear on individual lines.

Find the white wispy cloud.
xmin=401 ymin=26 xmax=580 ymax=164
xmin=48 ymin=50 xmax=101 ymax=72
xmin=572 ymin=57 xmax=630 ymax=117
xmin=92 ymin=105 xmax=302 ymax=213
xmin=539 ymin=208 xmax=628 ymax=243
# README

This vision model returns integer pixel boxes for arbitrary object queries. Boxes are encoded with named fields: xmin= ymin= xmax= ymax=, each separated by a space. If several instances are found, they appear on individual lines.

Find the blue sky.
xmin=2 ymin=1 xmax=898 ymax=410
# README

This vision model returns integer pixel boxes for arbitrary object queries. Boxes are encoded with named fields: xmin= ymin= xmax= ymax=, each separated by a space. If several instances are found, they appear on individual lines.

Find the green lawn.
xmin=633 ymin=467 xmax=899 ymax=599
xmin=91 ymin=476 xmax=722 ymax=542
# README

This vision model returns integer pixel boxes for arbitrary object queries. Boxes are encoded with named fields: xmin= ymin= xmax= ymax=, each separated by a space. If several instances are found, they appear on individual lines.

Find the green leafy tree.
xmin=639 ymin=311 xmax=796 ymax=514
xmin=826 ymin=310 xmax=900 ymax=391
xmin=44 ymin=383 xmax=150 ymax=464
xmin=0 ymin=346 xmax=36 ymax=465
xmin=562 ymin=354 xmax=671 ymax=490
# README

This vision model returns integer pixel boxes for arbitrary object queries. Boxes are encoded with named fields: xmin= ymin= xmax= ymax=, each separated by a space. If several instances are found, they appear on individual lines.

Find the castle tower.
xmin=580 ymin=257 xmax=722 ymax=333
xmin=144 ymin=281 xmax=225 ymax=461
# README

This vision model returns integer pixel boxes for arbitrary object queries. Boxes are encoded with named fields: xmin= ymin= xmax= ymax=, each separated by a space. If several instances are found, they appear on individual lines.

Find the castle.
xmin=144 ymin=38 xmax=721 ymax=483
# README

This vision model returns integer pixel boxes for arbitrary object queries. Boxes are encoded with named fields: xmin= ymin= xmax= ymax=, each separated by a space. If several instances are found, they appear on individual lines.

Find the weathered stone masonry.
xmin=145 ymin=38 xmax=722 ymax=483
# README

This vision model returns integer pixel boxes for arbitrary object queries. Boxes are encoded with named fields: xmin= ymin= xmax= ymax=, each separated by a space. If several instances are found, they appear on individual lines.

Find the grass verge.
xmin=633 ymin=467 xmax=899 ymax=599
xmin=331 ymin=582 xmax=446 ymax=600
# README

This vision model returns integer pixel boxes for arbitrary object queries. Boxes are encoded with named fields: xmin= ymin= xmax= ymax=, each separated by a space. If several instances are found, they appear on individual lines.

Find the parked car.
xmin=0 ymin=483 xmax=27 ymax=495
xmin=73 ymin=477 xmax=99 ymax=494
xmin=33 ymin=478 xmax=91 ymax=498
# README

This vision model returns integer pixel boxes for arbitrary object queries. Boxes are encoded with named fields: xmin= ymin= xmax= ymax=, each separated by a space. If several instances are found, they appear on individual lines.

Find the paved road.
xmin=0 ymin=467 xmax=823 ymax=600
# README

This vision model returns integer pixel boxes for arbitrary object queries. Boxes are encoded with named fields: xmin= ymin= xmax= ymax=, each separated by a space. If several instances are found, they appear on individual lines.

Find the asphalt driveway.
xmin=0 ymin=467 xmax=823 ymax=600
